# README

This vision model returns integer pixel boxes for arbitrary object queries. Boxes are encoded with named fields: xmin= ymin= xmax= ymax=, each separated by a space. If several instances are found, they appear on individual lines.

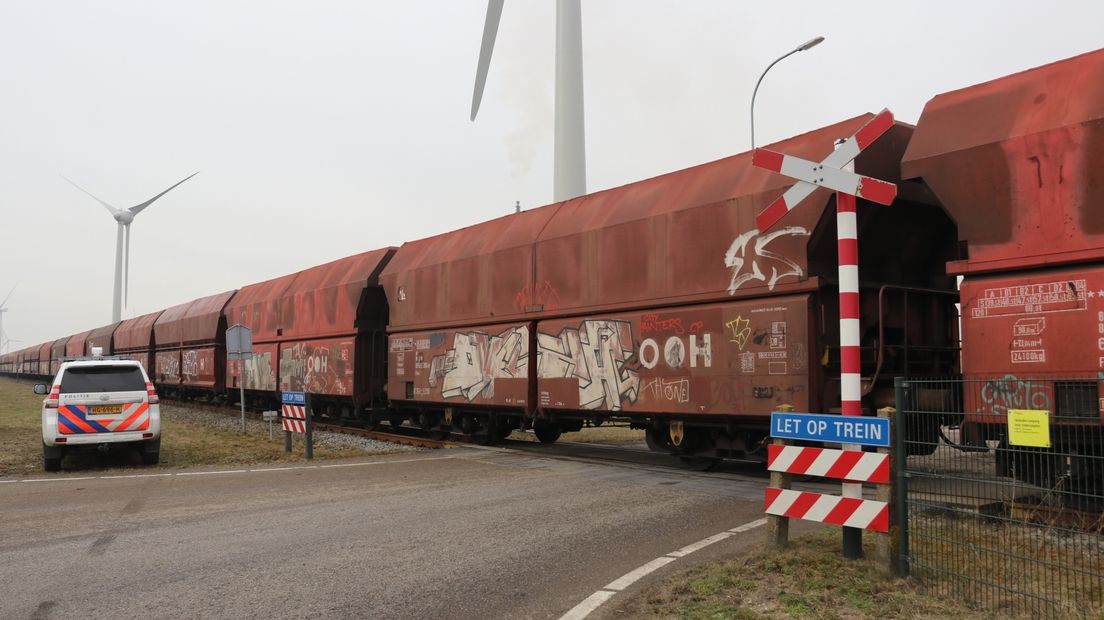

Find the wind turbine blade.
xmin=61 ymin=175 xmax=120 ymax=215
xmin=471 ymin=0 xmax=505 ymax=121
xmin=124 ymin=223 xmax=131 ymax=308
xmin=0 ymin=283 xmax=15 ymax=308
xmin=129 ymin=171 xmax=199 ymax=215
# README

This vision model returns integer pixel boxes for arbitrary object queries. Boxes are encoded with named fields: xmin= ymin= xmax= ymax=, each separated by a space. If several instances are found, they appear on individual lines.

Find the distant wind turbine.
xmin=62 ymin=172 xmax=199 ymax=323
xmin=0 ymin=284 xmax=14 ymax=354
xmin=470 ymin=0 xmax=587 ymax=202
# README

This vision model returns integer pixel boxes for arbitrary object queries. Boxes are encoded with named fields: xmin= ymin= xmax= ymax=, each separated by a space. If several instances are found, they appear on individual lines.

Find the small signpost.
xmin=281 ymin=390 xmax=313 ymax=460
xmin=765 ymin=411 xmax=891 ymax=533
xmin=226 ymin=324 xmax=253 ymax=435
xmin=262 ymin=410 xmax=278 ymax=440
xmin=753 ymin=110 xmax=899 ymax=559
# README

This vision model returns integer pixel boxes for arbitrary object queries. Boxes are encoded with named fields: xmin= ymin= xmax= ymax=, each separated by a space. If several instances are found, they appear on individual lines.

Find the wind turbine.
xmin=0 ymin=284 xmax=13 ymax=354
xmin=62 ymin=172 xmax=199 ymax=323
xmin=471 ymin=0 xmax=587 ymax=202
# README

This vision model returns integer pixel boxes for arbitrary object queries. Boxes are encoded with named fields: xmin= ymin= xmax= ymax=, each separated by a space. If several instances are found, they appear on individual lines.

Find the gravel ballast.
xmin=161 ymin=403 xmax=425 ymax=455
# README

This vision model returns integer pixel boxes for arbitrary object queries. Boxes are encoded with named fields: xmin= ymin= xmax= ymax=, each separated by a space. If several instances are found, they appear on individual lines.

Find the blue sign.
xmin=282 ymin=391 xmax=306 ymax=405
xmin=770 ymin=412 xmax=890 ymax=448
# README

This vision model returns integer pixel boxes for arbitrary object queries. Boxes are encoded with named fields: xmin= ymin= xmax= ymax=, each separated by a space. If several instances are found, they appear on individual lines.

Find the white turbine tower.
xmin=471 ymin=0 xmax=587 ymax=202
xmin=63 ymin=172 xmax=199 ymax=323
xmin=0 ymin=284 xmax=14 ymax=354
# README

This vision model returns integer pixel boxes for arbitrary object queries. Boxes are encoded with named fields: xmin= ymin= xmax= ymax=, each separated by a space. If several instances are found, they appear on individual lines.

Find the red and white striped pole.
xmin=752 ymin=112 xmax=898 ymax=560
xmin=836 ymin=152 xmax=864 ymax=559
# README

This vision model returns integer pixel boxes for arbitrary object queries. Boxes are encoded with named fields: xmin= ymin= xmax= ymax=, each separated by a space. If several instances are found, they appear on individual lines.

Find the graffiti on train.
xmin=978 ymin=374 xmax=1051 ymax=416
xmin=725 ymin=226 xmax=810 ymax=294
xmin=280 ymin=341 xmax=356 ymax=396
xmin=427 ymin=326 xmax=529 ymax=401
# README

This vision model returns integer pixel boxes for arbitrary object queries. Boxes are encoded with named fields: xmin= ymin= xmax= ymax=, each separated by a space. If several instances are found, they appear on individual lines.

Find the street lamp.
xmin=750 ymin=36 xmax=825 ymax=149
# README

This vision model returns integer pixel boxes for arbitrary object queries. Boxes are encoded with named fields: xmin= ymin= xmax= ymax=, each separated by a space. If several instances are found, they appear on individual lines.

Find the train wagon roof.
xmin=64 ymin=329 xmax=94 ymax=357
xmin=36 ymin=341 xmax=53 ymax=359
xmin=223 ymin=273 xmax=300 ymax=343
xmin=153 ymin=290 xmax=237 ymax=347
xmin=902 ymin=48 xmax=1104 ymax=274
xmin=85 ymin=322 xmax=120 ymax=355
xmin=51 ymin=336 xmax=70 ymax=359
xmin=278 ymin=248 xmax=395 ymax=341
xmin=114 ymin=311 xmax=165 ymax=351
xmin=383 ymin=114 xmax=909 ymax=329
xmin=222 ymin=248 xmax=395 ymax=343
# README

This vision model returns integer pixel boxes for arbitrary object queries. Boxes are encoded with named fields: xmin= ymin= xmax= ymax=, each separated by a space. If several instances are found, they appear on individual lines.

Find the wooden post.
xmin=875 ymin=406 xmax=898 ymax=573
xmin=767 ymin=404 xmax=794 ymax=549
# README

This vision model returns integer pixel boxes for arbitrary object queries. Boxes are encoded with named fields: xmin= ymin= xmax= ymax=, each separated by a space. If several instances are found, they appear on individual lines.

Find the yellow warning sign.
xmin=1007 ymin=409 xmax=1051 ymax=448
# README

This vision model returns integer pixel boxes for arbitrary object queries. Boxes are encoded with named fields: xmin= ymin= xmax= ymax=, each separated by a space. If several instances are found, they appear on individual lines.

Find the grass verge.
xmin=613 ymin=528 xmax=1019 ymax=620
xmin=0 ymin=376 xmax=396 ymax=475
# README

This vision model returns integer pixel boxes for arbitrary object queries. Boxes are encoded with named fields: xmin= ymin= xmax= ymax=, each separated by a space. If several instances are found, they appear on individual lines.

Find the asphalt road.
xmin=0 ymin=445 xmax=774 ymax=619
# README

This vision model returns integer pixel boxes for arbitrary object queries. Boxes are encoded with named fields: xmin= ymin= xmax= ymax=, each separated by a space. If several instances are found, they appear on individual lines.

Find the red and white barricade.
xmin=281 ymin=404 xmax=307 ymax=433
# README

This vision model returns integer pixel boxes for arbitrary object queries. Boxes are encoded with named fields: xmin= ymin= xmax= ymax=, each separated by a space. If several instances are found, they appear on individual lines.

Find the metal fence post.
xmin=876 ymin=406 xmax=898 ymax=574
xmin=305 ymin=392 xmax=314 ymax=461
xmin=893 ymin=377 xmax=910 ymax=577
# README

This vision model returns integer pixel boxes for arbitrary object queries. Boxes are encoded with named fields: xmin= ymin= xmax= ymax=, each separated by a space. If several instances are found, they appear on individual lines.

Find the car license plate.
xmin=90 ymin=405 xmax=123 ymax=415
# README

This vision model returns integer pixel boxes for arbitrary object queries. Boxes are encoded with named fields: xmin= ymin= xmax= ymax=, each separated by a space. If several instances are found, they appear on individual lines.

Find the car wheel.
xmin=43 ymin=443 xmax=63 ymax=472
xmin=140 ymin=438 xmax=161 ymax=466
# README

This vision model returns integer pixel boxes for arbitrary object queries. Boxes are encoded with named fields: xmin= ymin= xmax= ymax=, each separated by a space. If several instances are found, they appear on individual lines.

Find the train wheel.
xmin=673 ymin=427 xmax=717 ymax=471
xmin=495 ymin=423 xmax=515 ymax=441
xmin=534 ymin=421 xmax=561 ymax=444
xmin=645 ymin=427 xmax=674 ymax=453
xmin=389 ymin=416 xmax=406 ymax=430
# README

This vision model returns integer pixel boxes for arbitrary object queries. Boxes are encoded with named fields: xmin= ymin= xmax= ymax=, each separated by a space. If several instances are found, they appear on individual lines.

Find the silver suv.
xmin=35 ymin=353 xmax=161 ymax=471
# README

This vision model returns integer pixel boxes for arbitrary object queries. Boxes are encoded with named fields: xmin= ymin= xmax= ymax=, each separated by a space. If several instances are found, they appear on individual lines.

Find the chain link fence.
xmin=896 ymin=376 xmax=1104 ymax=617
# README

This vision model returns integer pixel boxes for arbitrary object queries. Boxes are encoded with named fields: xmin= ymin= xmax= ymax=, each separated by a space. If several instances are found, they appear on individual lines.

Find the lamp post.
xmin=750 ymin=36 xmax=825 ymax=149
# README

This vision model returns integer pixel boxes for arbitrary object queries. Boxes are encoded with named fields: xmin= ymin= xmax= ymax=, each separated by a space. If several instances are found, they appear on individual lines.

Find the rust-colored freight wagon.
xmin=49 ymin=336 xmax=69 ymax=376
xmin=11 ymin=345 xmax=33 ymax=376
xmin=35 ymin=341 xmax=53 ymax=376
xmin=85 ymin=322 xmax=120 ymax=356
xmin=384 ymin=115 xmax=960 ymax=455
xmin=64 ymin=330 xmax=93 ymax=359
xmin=903 ymin=48 xmax=1104 ymax=467
xmin=222 ymin=272 xmax=299 ymax=398
xmin=153 ymin=291 xmax=236 ymax=398
xmin=223 ymin=248 xmax=396 ymax=417
xmin=114 ymin=311 xmax=164 ymax=373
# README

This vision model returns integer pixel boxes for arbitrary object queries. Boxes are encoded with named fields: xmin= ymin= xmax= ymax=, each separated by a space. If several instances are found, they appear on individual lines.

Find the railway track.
xmin=311 ymin=422 xmax=448 ymax=450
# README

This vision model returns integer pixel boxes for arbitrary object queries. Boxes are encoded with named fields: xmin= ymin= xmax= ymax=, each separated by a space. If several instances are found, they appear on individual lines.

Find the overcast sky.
xmin=1 ymin=0 xmax=1101 ymax=349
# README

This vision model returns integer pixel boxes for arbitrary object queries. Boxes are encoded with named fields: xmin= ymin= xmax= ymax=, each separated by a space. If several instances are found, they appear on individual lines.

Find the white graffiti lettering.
xmin=429 ymin=326 xmax=529 ymax=401
xmin=725 ymin=226 xmax=810 ymax=294
xmin=689 ymin=334 xmax=712 ymax=368
xmin=641 ymin=377 xmax=690 ymax=403
xmin=537 ymin=320 xmax=640 ymax=411
xmin=639 ymin=339 xmax=660 ymax=370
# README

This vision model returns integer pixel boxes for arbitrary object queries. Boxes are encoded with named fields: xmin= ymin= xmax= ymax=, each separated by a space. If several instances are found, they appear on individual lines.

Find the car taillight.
xmin=146 ymin=382 xmax=159 ymax=404
xmin=45 ymin=385 xmax=60 ymax=409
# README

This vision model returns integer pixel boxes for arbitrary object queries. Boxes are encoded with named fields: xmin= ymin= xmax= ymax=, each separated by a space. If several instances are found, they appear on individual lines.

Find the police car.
xmin=34 ymin=348 xmax=161 ymax=471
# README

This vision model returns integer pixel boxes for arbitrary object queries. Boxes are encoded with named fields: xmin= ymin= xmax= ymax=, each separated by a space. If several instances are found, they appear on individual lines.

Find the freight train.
xmin=4 ymin=49 xmax=1102 ymax=473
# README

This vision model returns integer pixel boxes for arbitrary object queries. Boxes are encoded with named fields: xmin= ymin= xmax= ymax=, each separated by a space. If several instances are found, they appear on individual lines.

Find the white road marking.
xmin=100 ymin=473 xmax=174 ymax=479
xmin=557 ymin=516 xmax=767 ymax=620
xmin=558 ymin=590 xmax=616 ymax=620
xmin=177 ymin=469 xmax=249 ymax=476
xmin=0 ymin=454 xmax=461 ymax=486
xmin=604 ymin=557 xmax=677 ymax=591
xmin=729 ymin=517 xmax=768 ymax=533
xmin=667 ymin=532 xmax=733 ymax=558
